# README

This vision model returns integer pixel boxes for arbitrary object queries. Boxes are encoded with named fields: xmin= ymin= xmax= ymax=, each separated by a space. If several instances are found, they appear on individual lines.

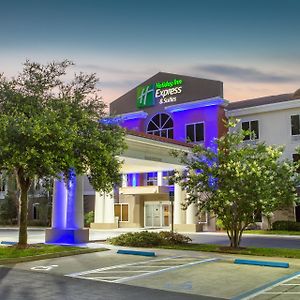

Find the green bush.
xmin=108 ymin=231 xmax=191 ymax=247
xmin=84 ymin=211 xmax=94 ymax=227
xmin=158 ymin=231 xmax=192 ymax=245
xmin=272 ymin=220 xmax=300 ymax=231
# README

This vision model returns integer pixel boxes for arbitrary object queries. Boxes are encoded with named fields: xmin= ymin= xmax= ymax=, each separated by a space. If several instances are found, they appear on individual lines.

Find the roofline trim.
xmin=227 ymin=98 xmax=300 ymax=117
xmin=114 ymin=111 xmax=148 ymax=120
xmin=165 ymin=97 xmax=228 ymax=113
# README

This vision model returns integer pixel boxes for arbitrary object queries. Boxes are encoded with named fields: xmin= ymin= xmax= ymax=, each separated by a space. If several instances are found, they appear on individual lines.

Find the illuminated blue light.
xmin=100 ymin=117 xmax=120 ymax=125
xmin=66 ymin=168 xmax=79 ymax=229
xmin=165 ymin=98 xmax=227 ymax=113
xmin=52 ymin=176 xmax=67 ymax=229
xmin=132 ymin=173 xmax=137 ymax=187
xmin=101 ymin=111 xmax=148 ymax=125
xmin=119 ymin=111 xmax=148 ymax=120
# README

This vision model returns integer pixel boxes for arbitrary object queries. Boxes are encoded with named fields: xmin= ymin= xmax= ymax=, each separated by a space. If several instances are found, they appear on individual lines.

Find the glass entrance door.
xmin=144 ymin=202 xmax=170 ymax=227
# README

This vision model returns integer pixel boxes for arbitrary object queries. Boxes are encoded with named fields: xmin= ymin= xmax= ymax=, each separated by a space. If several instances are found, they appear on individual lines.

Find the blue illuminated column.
xmin=66 ymin=171 xmax=84 ymax=229
xmin=51 ymin=176 xmax=67 ymax=229
xmin=45 ymin=171 xmax=88 ymax=244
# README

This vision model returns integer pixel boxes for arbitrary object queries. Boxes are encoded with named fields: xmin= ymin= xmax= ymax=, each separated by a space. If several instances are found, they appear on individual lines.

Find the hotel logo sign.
xmin=136 ymin=84 xmax=155 ymax=108
xmin=136 ymin=79 xmax=183 ymax=108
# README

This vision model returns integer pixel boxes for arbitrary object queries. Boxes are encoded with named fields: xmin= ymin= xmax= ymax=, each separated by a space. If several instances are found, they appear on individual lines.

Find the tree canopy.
xmin=0 ymin=60 xmax=126 ymax=246
xmin=173 ymin=119 xmax=300 ymax=248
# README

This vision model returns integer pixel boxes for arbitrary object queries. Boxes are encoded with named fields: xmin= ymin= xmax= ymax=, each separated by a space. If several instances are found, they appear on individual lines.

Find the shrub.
xmin=272 ymin=220 xmax=300 ymax=231
xmin=158 ymin=231 xmax=192 ymax=245
xmin=84 ymin=211 xmax=94 ymax=227
xmin=109 ymin=231 xmax=163 ymax=247
xmin=108 ymin=231 xmax=191 ymax=247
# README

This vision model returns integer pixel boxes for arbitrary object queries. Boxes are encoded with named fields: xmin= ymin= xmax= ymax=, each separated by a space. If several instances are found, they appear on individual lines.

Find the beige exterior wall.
xmin=228 ymin=101 xmax=300 ymax=227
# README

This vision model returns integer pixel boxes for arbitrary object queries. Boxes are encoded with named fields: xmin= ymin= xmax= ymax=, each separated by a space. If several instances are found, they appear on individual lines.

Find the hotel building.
xmin=86 ymin=72 xmax=300 ymax=232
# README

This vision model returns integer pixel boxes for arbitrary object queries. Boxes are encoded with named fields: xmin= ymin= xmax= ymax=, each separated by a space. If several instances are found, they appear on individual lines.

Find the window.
xmin=186 ymin=123 xmax=204 ymax=143
xmin=33 ymin=203 xmax=40 ymax=220
xmin=291 ymin=115 xmax=300 ymax=136
xmin=114 ymin=203 xmax=128 ymax=221
xmin=162 ymin=171 xmax=174 ymax=186
xmin=242 ymin=120 xmax=259 ymax=140
xmin=146 ymin=172 xmax=157 ymax=186
xmin=147 ymin=113 xmax=174 ymax=139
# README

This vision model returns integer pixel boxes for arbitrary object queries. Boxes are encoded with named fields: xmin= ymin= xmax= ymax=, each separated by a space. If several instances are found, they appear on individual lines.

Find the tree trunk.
xmin=228 ymin=227 xmax=240 ymax=248
xmin=15 ymin=168 xmax=31 ymax=248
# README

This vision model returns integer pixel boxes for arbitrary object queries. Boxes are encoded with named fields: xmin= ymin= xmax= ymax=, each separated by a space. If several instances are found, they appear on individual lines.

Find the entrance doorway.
xmin=144 ymin=201 xmax=170 ymax=228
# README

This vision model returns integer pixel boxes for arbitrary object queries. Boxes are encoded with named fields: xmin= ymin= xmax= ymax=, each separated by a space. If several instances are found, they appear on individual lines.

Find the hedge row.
xmin=272 ymin=220 xmax=300 ymax=231
xmin=108 ymin=231 xmax=192 ymax=247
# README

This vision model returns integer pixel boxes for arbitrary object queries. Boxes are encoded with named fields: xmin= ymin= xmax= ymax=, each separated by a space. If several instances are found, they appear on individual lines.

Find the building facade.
xmin=85 ymin=72 xmax=300 ymax=231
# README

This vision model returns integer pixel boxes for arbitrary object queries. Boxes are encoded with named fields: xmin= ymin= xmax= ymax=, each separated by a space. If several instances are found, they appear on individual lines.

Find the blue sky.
xmin=0 ymin=0 xmax=299 ymax=103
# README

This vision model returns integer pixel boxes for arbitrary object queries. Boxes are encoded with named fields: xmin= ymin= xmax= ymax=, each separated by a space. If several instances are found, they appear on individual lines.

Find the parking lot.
xmin=2 ymin=247 xmax=300 ymax=299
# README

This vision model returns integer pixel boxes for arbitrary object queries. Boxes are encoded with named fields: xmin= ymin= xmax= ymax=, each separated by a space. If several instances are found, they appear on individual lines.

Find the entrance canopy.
xmin=120 ymin=131 xmax=191 ymax=174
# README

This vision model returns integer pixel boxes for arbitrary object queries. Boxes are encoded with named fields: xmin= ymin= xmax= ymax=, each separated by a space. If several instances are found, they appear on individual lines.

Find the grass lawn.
xmin=244 ymin=230 xmax=300 ymax=236
xmin=158 ymin=243 xmax=300 ymax=259
xmin=0 ymin=244 xmax=105 ymax=263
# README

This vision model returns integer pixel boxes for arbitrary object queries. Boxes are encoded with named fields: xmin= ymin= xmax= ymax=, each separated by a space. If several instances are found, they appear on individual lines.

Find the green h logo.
xmin=136 ymin=84 xmax=155 ymax=108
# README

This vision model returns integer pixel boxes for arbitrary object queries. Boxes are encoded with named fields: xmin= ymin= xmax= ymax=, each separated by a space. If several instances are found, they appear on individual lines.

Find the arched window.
xmin=147 ymin=113 xmax=174 ymax=139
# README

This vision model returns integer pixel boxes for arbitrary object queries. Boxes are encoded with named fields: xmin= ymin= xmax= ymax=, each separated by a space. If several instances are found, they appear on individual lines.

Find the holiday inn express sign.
xmin=136 ymin=78 xmax=183 ymax=108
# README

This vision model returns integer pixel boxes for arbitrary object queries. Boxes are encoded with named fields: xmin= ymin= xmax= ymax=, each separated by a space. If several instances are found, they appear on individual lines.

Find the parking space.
xmin=66 ymin=255 xmax=218 ymax=283
xmin=4 ymin=248 xmax=300 ymax=299
xmin=241 ymin=272 xmax=300 ymax=299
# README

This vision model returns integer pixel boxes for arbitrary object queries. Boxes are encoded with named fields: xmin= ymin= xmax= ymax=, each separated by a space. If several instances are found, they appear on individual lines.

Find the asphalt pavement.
xmin=1 ymin=227 xmax=300 ymax=249
xmin=0 ymin=267 xmax=221 ymax=300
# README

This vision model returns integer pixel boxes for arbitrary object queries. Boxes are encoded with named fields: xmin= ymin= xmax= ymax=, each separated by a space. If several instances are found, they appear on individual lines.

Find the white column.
xmin=74 ymin=175 xmax=84 ymax=228
xmin=104 ymin=192 xmax=115 ymax=223
xmin=122 ymin=174 xmax=127 ymax=187
xmin=174 ymin=182 xmax=185 ymax=224
xmin=186 ymin=203 xmax=197 ymax=224
xmin=157 ymin=171 xmax=163 ymax=186
xmin=94 ymin=192 xmax=104 ymax=223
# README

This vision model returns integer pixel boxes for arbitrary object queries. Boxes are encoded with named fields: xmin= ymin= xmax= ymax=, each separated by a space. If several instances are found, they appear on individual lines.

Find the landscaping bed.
xmin=0 ymin=244 xmax=106 ymax=264
xmin=108 ymin=231 xmax=300 ymax=260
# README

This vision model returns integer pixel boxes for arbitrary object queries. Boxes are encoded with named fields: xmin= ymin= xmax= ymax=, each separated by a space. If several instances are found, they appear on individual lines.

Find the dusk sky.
xmin=1 ymin=0 xmax=300 ymax=105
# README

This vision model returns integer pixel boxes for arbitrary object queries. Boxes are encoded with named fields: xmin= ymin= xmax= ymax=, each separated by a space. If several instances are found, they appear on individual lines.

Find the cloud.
xmin=97 ymin=79 xmax=141 ymax=89
xmin=75 ymin=64 xmax=139 ymax=75
xmin=194 ymin=64 xmax=298 ymax=83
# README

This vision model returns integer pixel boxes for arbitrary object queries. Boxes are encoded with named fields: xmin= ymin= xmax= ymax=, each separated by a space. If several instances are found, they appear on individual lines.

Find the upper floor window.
xmin=146 ymin=172 xmax=157 ymax=186
xmin=242 ymin=120 xmax=259 ymax=140
xmin=291 ymin=115 xmax=300 ymax=136
xmin=147 ymin=113 xmax=173 ymax=139
xmin=162 ymin=171 xmax=174 ymax=186
xmin=186 ymin=122 xmax=204 ymax=143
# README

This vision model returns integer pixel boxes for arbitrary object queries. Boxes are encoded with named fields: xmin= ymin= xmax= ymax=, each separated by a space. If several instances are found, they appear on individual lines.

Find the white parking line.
xmin=115 ymin=257 xmax=218 ymax=283
xmin=66 ymin=256 xmax=218 ymax=284
xmin=242 ymin=273 xmax=300 ymax=299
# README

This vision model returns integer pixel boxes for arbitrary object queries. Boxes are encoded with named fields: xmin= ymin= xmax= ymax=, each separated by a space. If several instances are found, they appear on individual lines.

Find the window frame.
xmin=114 ymin=203 xmax=129 ymax=222
xmin=291 ymin=114 xmax=300 ymax=136
xmin=145 ymin=172 xmax=158 ymax=186
xmin=241 ymin=120 xmax=259 ymax=141
xmin=146 ymin=113 xmax=174 ymax=139
xmin=185 ymin=122 xmax=205 ymax=143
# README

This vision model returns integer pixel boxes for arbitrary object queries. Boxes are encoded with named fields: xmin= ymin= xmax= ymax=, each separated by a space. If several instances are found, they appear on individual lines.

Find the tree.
xmin=172 ymin=119 xmax=300 ymax=248
xmin=0 ymin=60 xmax=126 ymax=247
